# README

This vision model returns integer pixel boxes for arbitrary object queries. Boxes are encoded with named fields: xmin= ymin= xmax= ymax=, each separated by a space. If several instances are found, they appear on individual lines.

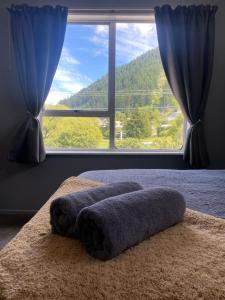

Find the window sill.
xmin=46 ymin=150 xmax=184 ymax=156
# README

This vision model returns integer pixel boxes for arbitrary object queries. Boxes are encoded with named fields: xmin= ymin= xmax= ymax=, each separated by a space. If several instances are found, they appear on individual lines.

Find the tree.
xmin=159 ymin=113 xmax=184 ymax=146
xmin=124 ymin=108 xmax=152 ymax=139
xmin=43 ymin=117 xmax=103 ymax=149
xmin=116 ymin=138 xmax=143 ymax=149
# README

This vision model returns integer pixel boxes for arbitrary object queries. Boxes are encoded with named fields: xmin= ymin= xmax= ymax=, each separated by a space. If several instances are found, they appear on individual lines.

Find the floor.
xmin=0 ymin=225 xmax=21 ymax=250
xmin=0 ymin=214 xmax=32 ymax=250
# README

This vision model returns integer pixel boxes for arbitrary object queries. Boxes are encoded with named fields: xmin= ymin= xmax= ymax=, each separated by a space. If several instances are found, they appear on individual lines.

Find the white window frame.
xmin=42 ymin=10 xmax=186 ymax=154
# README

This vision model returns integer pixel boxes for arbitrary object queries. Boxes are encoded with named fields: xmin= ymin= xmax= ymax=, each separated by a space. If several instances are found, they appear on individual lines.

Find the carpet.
xmin=1 ymin=177 xmax=225 ymax=300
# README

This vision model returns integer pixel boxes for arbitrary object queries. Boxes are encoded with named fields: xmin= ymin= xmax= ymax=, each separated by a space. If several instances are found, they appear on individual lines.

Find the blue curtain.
xmin=155 ymin=5 xmax=217 ymax=168
xmin=8 ymin=5 xmax=68 ymax=163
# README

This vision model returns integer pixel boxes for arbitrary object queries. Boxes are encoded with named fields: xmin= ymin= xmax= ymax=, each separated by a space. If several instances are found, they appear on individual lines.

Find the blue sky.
xmin=46 ymin=23 xmax=158 ymax=104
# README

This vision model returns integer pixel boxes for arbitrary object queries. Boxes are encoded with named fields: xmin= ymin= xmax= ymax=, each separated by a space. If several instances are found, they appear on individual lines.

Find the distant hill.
xmin=59 ymin=47 xmax=172 ymax=110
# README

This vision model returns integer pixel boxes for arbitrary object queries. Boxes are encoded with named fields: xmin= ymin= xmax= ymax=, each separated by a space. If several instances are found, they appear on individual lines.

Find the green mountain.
xmin=60 ymin=47 xmax=172 ymax=110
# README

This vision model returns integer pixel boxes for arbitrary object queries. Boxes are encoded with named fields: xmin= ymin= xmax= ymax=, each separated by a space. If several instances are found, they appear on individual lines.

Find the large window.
xmin=43 ymin=15 xmax=185 ymax=152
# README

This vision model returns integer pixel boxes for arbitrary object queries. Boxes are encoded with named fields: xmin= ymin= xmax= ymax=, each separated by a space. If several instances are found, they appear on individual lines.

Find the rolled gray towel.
xmin=50 ymin=181 xmax=143 ymax=237
xmin=77 ymin=188 xmax=185 ymax=260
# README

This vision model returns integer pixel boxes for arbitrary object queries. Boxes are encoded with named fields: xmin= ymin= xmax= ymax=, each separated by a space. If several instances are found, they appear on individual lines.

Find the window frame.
xmin=42 ymin=12 xmax=186 ymax=153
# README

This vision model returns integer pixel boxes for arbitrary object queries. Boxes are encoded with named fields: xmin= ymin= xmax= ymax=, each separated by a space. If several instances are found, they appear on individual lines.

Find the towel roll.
xmin=77 ymin=188 xmax=185 ymax=260
xmin=50 ymin=181 xmax=143 ymax=237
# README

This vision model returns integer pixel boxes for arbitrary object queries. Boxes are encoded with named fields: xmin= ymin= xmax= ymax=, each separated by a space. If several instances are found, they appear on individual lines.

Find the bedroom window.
xmin=42 ymin=12 xmax=185 ymax=152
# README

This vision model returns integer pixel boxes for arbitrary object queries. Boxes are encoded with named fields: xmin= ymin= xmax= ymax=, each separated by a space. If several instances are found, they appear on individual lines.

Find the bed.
xmin=79 ymin=169 xmax=225 ymax=219
xmin=1 ymin=169 xmax=225 ymax=299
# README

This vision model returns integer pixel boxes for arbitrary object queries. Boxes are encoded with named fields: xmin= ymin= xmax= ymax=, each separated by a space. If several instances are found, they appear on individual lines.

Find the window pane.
xmin=42 ymin=117 xmax=109 ymax=150
xmin=45 ymin=24 xmax=109 ymax=111
xmin=115 ymin=23 xmax=184 ymax=150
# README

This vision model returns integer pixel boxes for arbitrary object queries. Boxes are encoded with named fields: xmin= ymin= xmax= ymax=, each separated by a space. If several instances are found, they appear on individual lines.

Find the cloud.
xmin=46 ymin=76 xmax=84 ymax=104
xmin=46 ymin=67 xmax=92 ymax=104
xmin=116 ymin=23 xmax=129 ymax=30
xmin=54 ymin=69 xmax=85 ymax=92
xmin=61 ymin=48 xmax=80 ymax=65
xmin=90 ymin=35 xmax=108 ymax=50
xmin=46 ymin=90 xmax=74 ymax=104
xmin=88 ymin=25 xmax=108 ymax=57
xmin=92 ymin=23 xmax=158 ymax=63
xmin=95 ymin=25 xmax=108 ymax=35
xmin=54 ymin=68 xmax=91 ymax=85
xmin=117 ymin=23 xmax=155 ymax=39
xmin=116 ymin=23 xmax=158 ymax=63
xmin=46 ymin=48 xmax=92 ymax=105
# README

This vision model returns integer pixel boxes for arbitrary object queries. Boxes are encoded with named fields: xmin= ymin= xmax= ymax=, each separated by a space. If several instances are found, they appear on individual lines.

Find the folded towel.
xmin=77 ymin=188 xmax=185 ymax=260
xmin=50 ymin=181 xmax=143 ymax=237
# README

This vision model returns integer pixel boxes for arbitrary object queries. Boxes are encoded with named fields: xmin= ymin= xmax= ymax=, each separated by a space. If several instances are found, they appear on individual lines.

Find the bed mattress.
xmin=79 ymin=169 xmax=225 ymax=219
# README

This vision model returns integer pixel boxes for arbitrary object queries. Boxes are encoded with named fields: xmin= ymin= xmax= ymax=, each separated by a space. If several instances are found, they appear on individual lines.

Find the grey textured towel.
xmin=77 ymin=188 xmax=185 ymax=260
xmin=50 ymin=181 xmax=143 ymax=237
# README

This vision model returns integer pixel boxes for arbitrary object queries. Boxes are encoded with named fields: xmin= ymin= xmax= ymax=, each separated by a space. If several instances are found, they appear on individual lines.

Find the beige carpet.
xmin=1 ymin=177 xmax=225 ymax=300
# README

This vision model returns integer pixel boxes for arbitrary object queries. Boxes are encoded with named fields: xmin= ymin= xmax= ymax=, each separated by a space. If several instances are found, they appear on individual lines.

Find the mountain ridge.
xmin=59 ymin=47 xmax=172 ymax=109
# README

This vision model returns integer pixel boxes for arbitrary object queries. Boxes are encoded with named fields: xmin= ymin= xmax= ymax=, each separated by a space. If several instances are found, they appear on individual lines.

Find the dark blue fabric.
xmin=154 ymin=5 xmax=217 ymax=167
xmin=79 ymin=169 xmax=225 ymax=219
xmin=77 ymin=188 xmax=185 ymax=260
xmin=50 ymin=181 xmax=142 ymax=237
xmin=8 ymin=5 xmax=68 ymax=163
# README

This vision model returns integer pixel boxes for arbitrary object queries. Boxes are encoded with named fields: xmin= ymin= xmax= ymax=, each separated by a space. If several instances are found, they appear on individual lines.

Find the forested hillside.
xmin=59 ymin=47 xmax=171 ymax=110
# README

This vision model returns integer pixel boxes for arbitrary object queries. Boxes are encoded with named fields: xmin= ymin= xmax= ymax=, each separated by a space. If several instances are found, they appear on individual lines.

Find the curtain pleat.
xmin=154 ymin=5 xmax=217 ymax=168
xmin=8 ymin=5 xmax=68 ymax=163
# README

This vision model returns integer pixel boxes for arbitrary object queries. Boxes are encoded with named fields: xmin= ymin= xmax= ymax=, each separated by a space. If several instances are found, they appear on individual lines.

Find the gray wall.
xmin=0 ymin=0 xmax=224 ymax=213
